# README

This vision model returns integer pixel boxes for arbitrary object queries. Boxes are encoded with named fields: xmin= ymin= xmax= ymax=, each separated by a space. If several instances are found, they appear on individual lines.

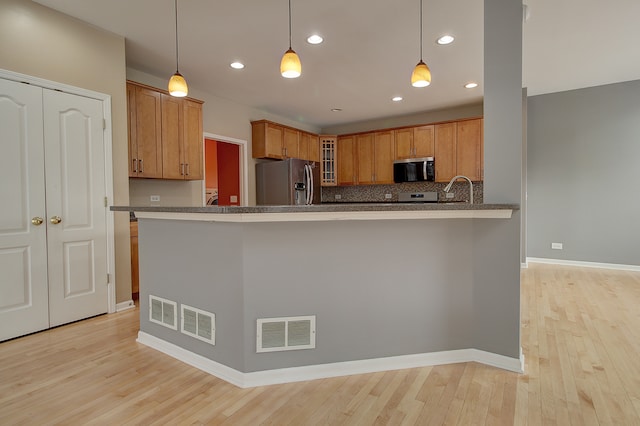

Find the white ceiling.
xmin=33 ymin=0 xmax=640 ymax=129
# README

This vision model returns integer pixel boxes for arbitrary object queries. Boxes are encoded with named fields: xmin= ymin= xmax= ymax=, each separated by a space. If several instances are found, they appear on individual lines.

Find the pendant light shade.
xmin=411 ymin=0 xmax=431 ymax=88
xmin=281 ymin=48 xmax=302 ymax=78
xmin=168 ymin=0 xmax=188 ymax=97
xmin=411 ymin=60 xmax=431 ymax=87
xmin=281 ymin=0 xmax=301 ymax=78
xmin=168 ymin=72 xmax=188 ymax=97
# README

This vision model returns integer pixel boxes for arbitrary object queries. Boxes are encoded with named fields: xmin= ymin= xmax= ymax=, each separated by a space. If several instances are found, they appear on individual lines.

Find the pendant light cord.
xmin=419 ymin=0 xmax=423 ymax=61
xmin=288 ymin=0 xmax=293 ymax=49
xmin=174 ymin=0 xmax=180 ymax=72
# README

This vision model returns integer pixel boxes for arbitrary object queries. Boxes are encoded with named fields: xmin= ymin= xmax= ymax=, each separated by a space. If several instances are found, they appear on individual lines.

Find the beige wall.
xmin=0 ymin=0 xmax=131 ymax=304
xmin=321 ymin=103 xmax=484 ymax=135
xmin=126 ymin=69 xmax=321 ymax=207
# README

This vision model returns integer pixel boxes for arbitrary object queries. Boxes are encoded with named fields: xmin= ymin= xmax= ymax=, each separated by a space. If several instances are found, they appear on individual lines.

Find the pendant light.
xmin=411 ymin=0 xmax=432 ymax=88
xmin=280 ymin=0 xmax=301 ymax=78
xmin=168 ymin=0 xmax=188 ymax=97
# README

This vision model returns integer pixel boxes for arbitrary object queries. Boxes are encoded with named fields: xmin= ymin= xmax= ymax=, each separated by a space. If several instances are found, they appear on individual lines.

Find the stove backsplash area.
xmin=321 ymin=181 xmax=483 ymax=204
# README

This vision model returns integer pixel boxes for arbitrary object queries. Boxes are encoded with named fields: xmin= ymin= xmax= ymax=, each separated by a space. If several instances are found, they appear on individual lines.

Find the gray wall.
xmin=527 ymin=80 xmax=640 ymax=266
xmin=471 ymin=0 xmax=522 ymax=358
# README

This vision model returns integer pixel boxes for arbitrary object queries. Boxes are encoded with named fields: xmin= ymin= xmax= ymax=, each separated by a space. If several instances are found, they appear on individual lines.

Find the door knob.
xmin=31 ymin=217 xmax=44 ymax=226
xmin=50 ymin=216 xmax=62 ymax=225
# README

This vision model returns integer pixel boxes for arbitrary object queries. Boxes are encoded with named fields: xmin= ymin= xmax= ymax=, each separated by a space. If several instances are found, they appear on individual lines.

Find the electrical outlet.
xmin=445 ymin=192 xmax=455 ymax=199
xmin=335 ymin=194 xmax=342 ymax=200
xmin=384 ymin=193 xmax=392 ymax=199
xmin=150 ymin=195 xmax=160 ymax=202
xmin=230 ymin=195 xmax=238 ymax=203
xmin=551 ymin=242 xmax=563 ymax=250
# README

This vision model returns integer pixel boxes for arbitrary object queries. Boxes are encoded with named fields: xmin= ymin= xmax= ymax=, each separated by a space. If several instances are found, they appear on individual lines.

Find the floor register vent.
xmin=257 ymin=315 xmax=316 ymax=353
xmin=149 ymin=295 xmax=178 ymax=330
xmin=181 ymin=304 xmax=216 ymax=345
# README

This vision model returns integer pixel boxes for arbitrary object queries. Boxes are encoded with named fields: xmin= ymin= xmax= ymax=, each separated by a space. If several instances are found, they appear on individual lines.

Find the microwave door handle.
xmin=423 ymin=161 xmax=427 ymax=180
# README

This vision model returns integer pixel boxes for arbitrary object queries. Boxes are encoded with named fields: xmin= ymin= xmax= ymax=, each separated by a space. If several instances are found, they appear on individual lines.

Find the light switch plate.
xmin=150 ymin=195 xmax=160 ymax=202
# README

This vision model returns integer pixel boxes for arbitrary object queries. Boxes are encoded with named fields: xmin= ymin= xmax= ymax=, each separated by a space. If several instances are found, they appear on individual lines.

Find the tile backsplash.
xmin=321 ymin=181 xmax=483 ymax=204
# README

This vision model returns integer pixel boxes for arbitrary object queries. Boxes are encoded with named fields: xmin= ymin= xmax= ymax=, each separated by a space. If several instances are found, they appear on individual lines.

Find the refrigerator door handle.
xmin=305 ymin=164 xmax=313 ymax=205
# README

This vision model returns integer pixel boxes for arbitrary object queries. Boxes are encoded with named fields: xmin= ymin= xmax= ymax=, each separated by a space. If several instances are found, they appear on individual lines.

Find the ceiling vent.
xmin=257 ymin=316 xmax=316 ymax=353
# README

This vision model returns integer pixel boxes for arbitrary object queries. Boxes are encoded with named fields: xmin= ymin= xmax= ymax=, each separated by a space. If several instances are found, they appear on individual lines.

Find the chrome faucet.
xmin=443 ymin=175 xmax=474 ymax=204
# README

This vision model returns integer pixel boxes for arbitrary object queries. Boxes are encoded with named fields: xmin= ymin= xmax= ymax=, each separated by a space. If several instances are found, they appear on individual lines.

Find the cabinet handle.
xmin=180 ymin=163 xmax=184 ymax=175
xmin=139 ymin=159 xmax=143 ymax=173
xmin=186 ymin=164 xmax=190 ymax=176
xmin=132 ymin=159 xmax=137 ymax=173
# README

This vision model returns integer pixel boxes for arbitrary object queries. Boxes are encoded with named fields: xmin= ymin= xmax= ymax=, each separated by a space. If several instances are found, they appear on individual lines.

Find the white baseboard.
xmin=137 ymin=331 xmax=524 ymax=389
xmin=527 ymin=257 xmax=640 ymax=272
xmin=116 ymin=300 xmax=135 ymax=312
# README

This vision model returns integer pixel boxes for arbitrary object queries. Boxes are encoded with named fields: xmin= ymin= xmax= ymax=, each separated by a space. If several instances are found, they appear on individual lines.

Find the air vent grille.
xmin=257 ymin=316 xmax=316 ymax=353
xmin=181 ymin=304 xmax=216 ymax=345
xmin=149 ymin=295 xmax=178 ymax=330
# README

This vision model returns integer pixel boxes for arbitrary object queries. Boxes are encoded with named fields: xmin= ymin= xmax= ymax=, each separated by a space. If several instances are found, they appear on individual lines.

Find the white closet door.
xmin=43 ymin=89 xmax=108 ymax=327
xmin=0 ymin=79 xmax=49 ymax=341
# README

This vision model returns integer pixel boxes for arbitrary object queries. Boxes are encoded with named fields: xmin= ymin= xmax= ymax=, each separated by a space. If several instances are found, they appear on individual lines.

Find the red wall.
xmin=217 ymin=142 xmax=240 ymax=206
xmin=204 ymin=140 xmax=218 ymax=189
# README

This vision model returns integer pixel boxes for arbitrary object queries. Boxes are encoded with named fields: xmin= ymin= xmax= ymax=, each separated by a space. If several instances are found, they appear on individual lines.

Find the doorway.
xmin=204 ymin=135 xmax=246 ymax=206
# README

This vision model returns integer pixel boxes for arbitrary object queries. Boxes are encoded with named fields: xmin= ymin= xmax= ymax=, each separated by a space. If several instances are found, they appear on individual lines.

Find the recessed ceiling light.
xmin=307 ymin=34 xmax=323 ymax=44
xmin=392 ymin=96 xmax=403 ymax=102
xmin=464 ymin=82 xmax=478 ymax=89
xmin=230 ymin=62 xmax=245 ymax=69
xmin=436 ymin=35 xmax=455 ymax=45
xmin=331 ymin=108 xmax=342 ymax=112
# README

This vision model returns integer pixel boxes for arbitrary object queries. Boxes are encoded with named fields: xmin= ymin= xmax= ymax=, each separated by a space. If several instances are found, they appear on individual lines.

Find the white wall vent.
xmin=149 ymin=295 xmax=178 ymax=330
xmin=181 ymin=304 xmax=215 ymax=345
xmin=256 ymin=315 xmax=316 ymax=353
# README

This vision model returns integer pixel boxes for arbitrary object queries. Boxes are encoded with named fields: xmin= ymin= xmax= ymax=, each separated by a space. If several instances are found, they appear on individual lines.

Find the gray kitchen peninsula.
xmin=113 ymin=203 xmax=522 ymax=388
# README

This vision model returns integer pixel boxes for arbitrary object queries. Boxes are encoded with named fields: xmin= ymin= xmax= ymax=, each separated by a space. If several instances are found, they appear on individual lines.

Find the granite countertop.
xmin=111 ymin=202 xmax=518 ymax=214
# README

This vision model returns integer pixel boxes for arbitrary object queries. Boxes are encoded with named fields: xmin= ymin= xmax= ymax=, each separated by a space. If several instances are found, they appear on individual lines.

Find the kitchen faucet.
xmin=443 ymin=175 xmax=473 ymax=204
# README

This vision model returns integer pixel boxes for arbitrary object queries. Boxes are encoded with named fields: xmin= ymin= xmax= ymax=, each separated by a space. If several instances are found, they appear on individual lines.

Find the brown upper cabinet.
xmin=252 ymin=120 xmax=319 ymax=161
xmin=127 ymin=81 xmax=203 ymax=180
xmin=299 ymin=132 xmax=320 ymax=163
xmin=337 ymin=135 xmax=357 ymax=186
xmin=127 ymin=83 xmax=163 ymax=178
xmin=394 ymin=125 xmax=434 ymax=160
xmin=340 ymin=131 xmax=394 ymax=186
xmin=434 ymin=118 xmax=484 ymax=182
xmin=456 ymin=119 xmax=483 ymax=182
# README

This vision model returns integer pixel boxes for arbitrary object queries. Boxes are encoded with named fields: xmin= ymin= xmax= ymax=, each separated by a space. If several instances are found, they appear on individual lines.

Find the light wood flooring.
xmin=1 ymin=263 xmax=639 ymax=425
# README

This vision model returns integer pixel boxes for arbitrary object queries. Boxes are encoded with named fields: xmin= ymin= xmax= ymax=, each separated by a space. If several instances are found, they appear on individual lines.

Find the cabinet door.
xmin=130 ymin=221 xmax=139 ymax=295
xmin=394 ymin=128 xmax=413 ymax=159
xmin=302 ymin=133 xmax=320 ymax=162
xmin=374 ymin=131 xmax=395 ymax=184
xmin=434 ymin=123 xmax=457 ymax=182
xmin=283 ymin=127 xmax=299 ymax=159
xmin=307 ymin=133 xmax=320 ymax=161
xmin=127 ymin=84 xmax=138 ymax=177
xmin=356 ymin=133 xmax=375 ymax=185
xmin=337 ymin=136 xmax=357 ymax=185
xmin=132 ymin=85 xmax=163 ymax=178
xmin=298 ymin=132 xmax=309 ymax=160
xmin=183 ymin=99 xmax=203 ymax=180
xmin=456 ymin=119 xmax=483 ymax=181
xmin=161 ymin=94 xmax=183 ymax=179
xmin=413 ymin=125 xmax=435 ymax=158
xmin=265 ymin=124 xmax=285 ymax=159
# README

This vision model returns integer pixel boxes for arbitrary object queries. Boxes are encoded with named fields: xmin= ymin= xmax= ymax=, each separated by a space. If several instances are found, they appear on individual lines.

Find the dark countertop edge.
xmin=112 ymin=203 xmax=519 ymax=214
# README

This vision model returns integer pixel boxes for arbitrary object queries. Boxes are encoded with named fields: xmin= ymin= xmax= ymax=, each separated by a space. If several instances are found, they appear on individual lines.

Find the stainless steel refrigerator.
xmin=256 ymin=158 xmax=320 ymax=205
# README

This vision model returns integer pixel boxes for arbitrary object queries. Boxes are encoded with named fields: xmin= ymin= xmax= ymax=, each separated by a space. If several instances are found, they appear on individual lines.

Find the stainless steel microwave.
xmin=393 ymin=157 xmax=435 ymax=183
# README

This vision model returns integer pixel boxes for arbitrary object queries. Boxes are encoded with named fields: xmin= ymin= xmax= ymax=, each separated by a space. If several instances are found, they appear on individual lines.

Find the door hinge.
xmin=103 ymin=119 xmax=106 ymax=130
xmin=104 ymin=196 xmax=108 ymax=207
xmin=107 ymin=273 xmax=111 ymax=284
